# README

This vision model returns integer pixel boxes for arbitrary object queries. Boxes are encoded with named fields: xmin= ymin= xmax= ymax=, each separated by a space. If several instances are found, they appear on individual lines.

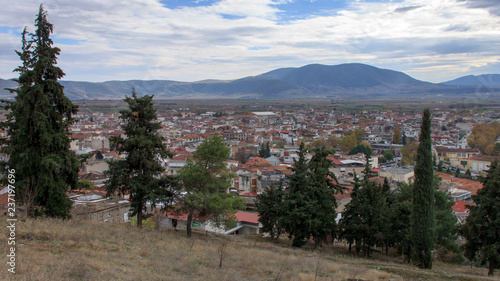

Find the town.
xmin=8 ymin=99 xmax=493 ymax=235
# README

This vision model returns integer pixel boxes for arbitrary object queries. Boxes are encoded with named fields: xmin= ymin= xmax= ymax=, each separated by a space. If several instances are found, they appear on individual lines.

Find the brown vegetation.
xmin=1 ymin=218 xmax=497 ymax=280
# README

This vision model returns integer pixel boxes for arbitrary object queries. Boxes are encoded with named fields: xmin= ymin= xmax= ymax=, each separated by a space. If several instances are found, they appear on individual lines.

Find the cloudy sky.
xmin=0 ymin=0 xmax=499 ymax=83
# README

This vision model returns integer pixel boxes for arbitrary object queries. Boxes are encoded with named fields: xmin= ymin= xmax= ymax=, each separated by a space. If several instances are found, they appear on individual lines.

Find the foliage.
xmin=256 ymin=181 xmax=286 ymax=239
xmin=176 ymin=134 xmax=245 ymax=237
xmin=348 ymin=142 xmax=371 ymax=155
xmin=434 ymin=188 xmax=462 ymax=263
xmin=0 ymin=5 xmax=79 ymax=219
xmin=411 ymin=108 xmax=435 ymax=269
xmin=105 ymin=90 xmax=176 ymax=229
xmin=460 ymin=161 xmax=500 ymax=276
xmin=77 ymin=179 xmax=95 ymax=190
xmin=401 ymin=142 xmax=419 ymax=166
xmin=282 ymin=144 xmax=343 ymax=247
xmin=393 ymin=128 xmax=402 ymax=144
xmin=311 ymin=136 xmax=339 ymax=152
xmin=129 ymin=214 xmax=157 ymax=231
xmin=340 ymin=129 xmax=364 ymax=152
xmin=258 ymin=142 xmax=271 ymax=158
xmin=383 ymin=150 xmax=394 ymax=162
xmin=467 ymin=122 xmax=500 ymax=156
xmin=339 ymin=152 xmax=387 ymax=256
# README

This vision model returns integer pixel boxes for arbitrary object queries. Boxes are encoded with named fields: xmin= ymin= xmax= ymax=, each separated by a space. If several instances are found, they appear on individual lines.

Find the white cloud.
xmin=0 ymin=0 xmax=498 ymax=83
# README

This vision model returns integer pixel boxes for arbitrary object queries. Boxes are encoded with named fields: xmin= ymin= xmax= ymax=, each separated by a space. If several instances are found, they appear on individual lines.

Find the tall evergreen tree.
xmin=106 ymin=90 xmax=176 ymax=228
xmin=283 ymin=145 xmax=343 ymax=247
xmin=460 ymin=161 xmax=500 ymax=276
xmin=411 ymin=108 xmax=435 ymax=269
xmin=283 ymin=142 xmax=311 ymax=247
xmin=256 ymin=181 xmax=286 ymax=239
xmin=338 ymin=172 xmax=363 ymax=253
xmin=339 ymin=152 xmax=386 ymax=256
xmin=307 ymin=148 xmax=344 ymax=247
xmin=0 ymin=5 xmax=79 ymax=218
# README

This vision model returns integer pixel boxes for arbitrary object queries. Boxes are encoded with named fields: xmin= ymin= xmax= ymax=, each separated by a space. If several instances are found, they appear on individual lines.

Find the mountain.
xmin=1 ymin=64 xmax=499 ymax=100
xmin=442 ymin=74 xmax=500 ymax=87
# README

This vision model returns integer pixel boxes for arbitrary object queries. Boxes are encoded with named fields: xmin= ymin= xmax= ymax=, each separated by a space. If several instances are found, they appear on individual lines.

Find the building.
xmin=379 ymin=166 xmax=414 ymax=184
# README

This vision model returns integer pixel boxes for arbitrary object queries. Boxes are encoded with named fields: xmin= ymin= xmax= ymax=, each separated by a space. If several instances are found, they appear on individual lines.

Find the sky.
xmin=0 ymin=0 xmax=499 ymax=83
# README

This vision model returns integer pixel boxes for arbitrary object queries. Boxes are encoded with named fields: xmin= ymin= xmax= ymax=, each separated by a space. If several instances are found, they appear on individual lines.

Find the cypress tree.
xmin=411 ymin=108 xmax=434 ymax=269
xmin=0 ymin=5 xmax=79 ymax=218
xmin=106 ymin=90 xmax=176 ymax=228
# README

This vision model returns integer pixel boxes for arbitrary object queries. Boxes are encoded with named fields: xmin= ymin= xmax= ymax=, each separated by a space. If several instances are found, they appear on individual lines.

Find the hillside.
xmin=1 ymin=64 xmax=499 ymax=100
xmin=1 ymin=218 xmax=496 ymax=280
xmin=442 ymin=74 xmax=500 ymax=87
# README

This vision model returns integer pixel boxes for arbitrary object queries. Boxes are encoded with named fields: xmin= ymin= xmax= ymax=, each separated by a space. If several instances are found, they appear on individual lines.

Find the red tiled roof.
xmin=436 ymin=172 xmax=483 ymax=195
xmin=235 ymin=211 xmax=259 ymax=224
xmin=452 ymin=200 xmax=475 ymax=213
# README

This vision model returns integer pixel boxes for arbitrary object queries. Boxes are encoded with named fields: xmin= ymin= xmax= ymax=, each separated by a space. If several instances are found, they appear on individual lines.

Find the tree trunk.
xmin=349 ymin=242 xmax=352 ymax=253
xmin=488 ymin=261 xmax=494 ymax=276
xmin=137 ymin=210 xmax=143 ymax=229
xmin=186 ymin=210 xmax=194 ymax=238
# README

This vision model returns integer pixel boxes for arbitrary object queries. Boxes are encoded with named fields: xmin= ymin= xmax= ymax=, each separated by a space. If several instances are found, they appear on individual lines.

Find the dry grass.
xmin=1 ymin=218 xmax=499 ymax=280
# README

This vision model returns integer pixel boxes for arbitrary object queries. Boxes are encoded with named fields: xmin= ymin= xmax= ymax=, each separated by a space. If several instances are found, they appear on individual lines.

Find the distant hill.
xmin=442 ymin=74 xmax=500 ymax=87
xmin=2 ymin=64 xmax=500 ymax=100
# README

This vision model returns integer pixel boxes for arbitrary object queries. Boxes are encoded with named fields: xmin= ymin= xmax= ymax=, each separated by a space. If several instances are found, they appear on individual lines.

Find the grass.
xmin=1 ymin=218 xmax=498 ymax=280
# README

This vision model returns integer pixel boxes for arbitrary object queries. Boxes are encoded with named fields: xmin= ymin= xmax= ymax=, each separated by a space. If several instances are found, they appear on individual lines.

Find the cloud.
xmin=394 ymin=5 xmax=421 ymax=13
xmin=458 ymin=0 xmax=500 ymax=16
xmin=443 ymin=24 xmax=470 ymax=32
xmin=0 ymin=0 xmax=498 ymax=83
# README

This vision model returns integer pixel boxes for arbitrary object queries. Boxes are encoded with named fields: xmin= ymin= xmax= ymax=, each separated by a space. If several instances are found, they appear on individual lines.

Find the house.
xmin=452 ymin=200 xmax=475 ymax=224
xmin=225 ymin=211 xmax=261 ymax=235
xmin=379 ymin=166 xmax=414 ymax=184
xmin=161 ymin=210 xmax=262 ymax=235
xmin=434 ymin=146 xmax=480 ymax=168
xmin=70 ymin=191 xmax=130 ymax=223
xmin=465 ymin=155 xmax=499 ymax=174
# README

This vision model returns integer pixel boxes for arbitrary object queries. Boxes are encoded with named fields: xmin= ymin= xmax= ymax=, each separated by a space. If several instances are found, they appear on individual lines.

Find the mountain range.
xmin=1 ymin=63 xmax=499 ymax=100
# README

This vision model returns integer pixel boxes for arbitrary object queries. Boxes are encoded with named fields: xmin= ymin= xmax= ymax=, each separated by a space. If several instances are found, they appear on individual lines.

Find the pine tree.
xmin=411 ymin=108 xmax=435 ymax=269
xmin=460 ymin=161 xmax=500 ymax=276
xmin=106 ymin=90 xmax=176 ymax=228
xmin=283 ymin=145 xmax=343 ymax=247
xmin=283 ymin=142 xmax=311 ymax=247
xmin=0 ymin=5 xmax=79 ymax=218
xmin=338 ymin=172 xmax=363 ymax=253
xmin=256 ymin=181 xmax=285 ymax=239
xmin=307 ymin=148 xmax=343 ymax=247
xmin=389 ymin=182 xmax=413 ymax=261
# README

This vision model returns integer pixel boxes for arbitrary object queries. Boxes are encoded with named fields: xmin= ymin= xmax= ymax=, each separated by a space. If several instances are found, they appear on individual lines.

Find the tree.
xmin=460 ymin=161 xmax=500 ymax=276
xmin=106 ymin=90 xmax=176 ymax=228
xmin=177 ymin=134 xmax=245 ymax=237
xmin=283 ymin=144 xmax=343 ymax=247
xmin=338 ymin=173 xmax=364 ymax=253
xmin=0 ymin=5 xmax=80 ymax=218
xmin=339 ymin=152 xmax=386 ymax=256
xmin=411 ymin=109 xmax=435 ymax=269
xmin=383 ymin=150 xmax=394 ymax=162
xmin=283 ymin=142 xmax=311 ymax=247
xmin=340 ymin=133 xmax=357 ymax=152
xmin=256 ymin=181 xmax=286 ymax=239
xmin=401 ymin=142 xmax=419 ymax=166
xmin=434 ymin=188 xmax=462 ymax=262
xmin=307 ymin=148 xmax=344 ymax=247
xmin=258 ymin=142 xmax=271 ymax=158
xmin=388 ymin=182 xmax=413 ymax=261
xmin=393 ymin=128 xmax=402 ymax=144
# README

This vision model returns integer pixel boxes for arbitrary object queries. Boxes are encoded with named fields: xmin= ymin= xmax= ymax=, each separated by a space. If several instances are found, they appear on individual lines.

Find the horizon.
xmin=0 ymin=0 xmax=499 ymax=83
